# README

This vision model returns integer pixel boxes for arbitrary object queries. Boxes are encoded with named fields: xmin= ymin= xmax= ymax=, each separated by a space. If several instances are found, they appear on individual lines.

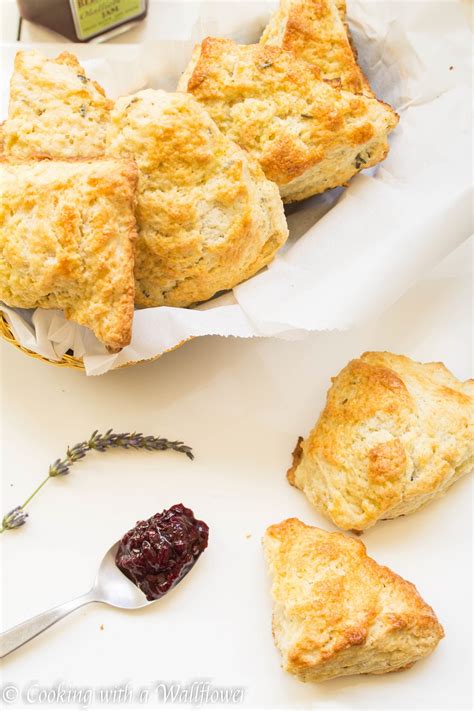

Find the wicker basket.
xmin=0 ymin=310 xmax=188 ymax=371
xmin=0 ymin=311 xmax=86 ymax=369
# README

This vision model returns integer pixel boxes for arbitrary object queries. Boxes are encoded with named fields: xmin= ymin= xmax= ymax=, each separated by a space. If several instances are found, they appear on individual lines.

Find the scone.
xmin=3 ymin=50 xmax=112 ymax=159
xmin=178 ymin=39 xmax=398 ymax=202
xmin=288 ymin=352 xmax=474 ymax=531
xmin=260 ymin=0 xmax=372 ymax=95
xmin=263 ymin=518 xmax=444 ymax=682
xmin=106 ymin=89 xmax=288 ymax=307
xmin=0 ymin=159 xmax=138 ymax=350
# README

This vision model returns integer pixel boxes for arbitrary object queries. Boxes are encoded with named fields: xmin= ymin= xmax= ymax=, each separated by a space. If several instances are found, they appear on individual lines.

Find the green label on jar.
xmin=70 ymin=0 xmax=144 ymax=40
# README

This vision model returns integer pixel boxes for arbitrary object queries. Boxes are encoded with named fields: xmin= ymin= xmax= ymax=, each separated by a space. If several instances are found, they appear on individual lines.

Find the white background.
xmin=0 ymin=1 xmax=472 ymax=709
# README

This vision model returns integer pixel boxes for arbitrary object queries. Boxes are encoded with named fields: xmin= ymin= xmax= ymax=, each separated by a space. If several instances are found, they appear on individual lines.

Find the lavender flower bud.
xmin=49 ymin=459 xmax=70 ymax=477
xmin=2 ymin=506 xmax=29 ymax=530
xmin=67 ymin=444 xmax=87 ymax=461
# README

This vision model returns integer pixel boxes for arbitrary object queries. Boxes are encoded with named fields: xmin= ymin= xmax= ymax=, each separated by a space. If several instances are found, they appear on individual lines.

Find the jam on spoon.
xmin=115 ymin=504 xmax=209 ymax=601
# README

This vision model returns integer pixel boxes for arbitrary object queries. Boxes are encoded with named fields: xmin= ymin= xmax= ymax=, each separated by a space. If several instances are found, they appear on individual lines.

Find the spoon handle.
xmin=0 ymin=591 xmax=97 ymax=658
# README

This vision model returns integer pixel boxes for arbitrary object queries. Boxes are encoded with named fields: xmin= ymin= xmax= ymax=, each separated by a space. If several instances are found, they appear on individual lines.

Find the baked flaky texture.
xmin=178 ymin=39 xmax=398 ymax=203
xmin=0 ymin=159 xmax=138 ymax=350
xmin=106 ymin=89 xmax=288 ymax=308
xmin=334 ymin=0 xmax=346 ymax=20
xmin=3 ymin=50 xmax=112 ymax=159
xmin=263 ymin=518 xmax=444 ymax=682
xmin=260 ymin=0 xmax=372 ymax=95
xmin=288 ymin=352 xmax=474 ymax=531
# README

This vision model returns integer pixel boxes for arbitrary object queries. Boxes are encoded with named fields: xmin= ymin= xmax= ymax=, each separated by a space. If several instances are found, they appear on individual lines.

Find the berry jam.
xmin=115 ymin=504 xmax=209 ymax=601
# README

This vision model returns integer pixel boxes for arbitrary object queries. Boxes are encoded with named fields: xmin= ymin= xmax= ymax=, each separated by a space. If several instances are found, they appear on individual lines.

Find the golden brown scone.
xmin=178 ymin=39 xmax=398 ymax=203
xmin=260 ymin=0 xmax=372 ymax=95
xmin=3 ymin=50 xmax=112 ymax=159
xmin=106 ymin=89 xmax=288 ymax=307
xmin=288 ymin=352 xmax=474 ymax=530
xmin=263 ymin=518 xmax=444 ymax=682
xmin=0 ymin=159 xmax=138 ymax=350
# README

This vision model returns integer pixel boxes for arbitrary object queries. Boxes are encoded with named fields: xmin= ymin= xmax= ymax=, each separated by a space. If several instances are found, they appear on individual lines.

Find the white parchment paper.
xmin=0 ymin=0 xmax=472 ymax=374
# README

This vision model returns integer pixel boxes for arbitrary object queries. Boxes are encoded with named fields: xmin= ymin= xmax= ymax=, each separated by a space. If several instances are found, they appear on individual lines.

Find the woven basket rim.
xmin=0 ymin=310 xmax=190 ymax=371
xmin=0 ymin=310 xmax=85 ymax=369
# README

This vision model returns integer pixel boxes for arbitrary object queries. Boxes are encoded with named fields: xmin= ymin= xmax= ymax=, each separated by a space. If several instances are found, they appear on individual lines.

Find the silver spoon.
xmin=0 ymin=542 xmax=151 ymax=659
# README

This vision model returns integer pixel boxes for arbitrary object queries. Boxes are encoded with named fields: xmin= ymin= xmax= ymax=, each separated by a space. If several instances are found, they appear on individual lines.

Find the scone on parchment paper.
xmin=106 ymin=89 xmax=288 ymax=308
xmin=178 ymin=39 xmax=398 ymax=203
xmin=3 ymin=50 xmax=112 ymax=159
xmin=0 ymin=159 xmax=137 ymax=350
xmin=260 ymin=0 xmax=372 ymax=95
xmin=263 ymin=518 xmax=444 ymax=682
xmin=288 ymin=352 xmax=474 ymax=531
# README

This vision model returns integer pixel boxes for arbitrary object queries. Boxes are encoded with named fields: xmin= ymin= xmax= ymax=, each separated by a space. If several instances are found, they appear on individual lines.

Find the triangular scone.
xmin=260 ymin=0 xmax=372 ymax=95
xmin=263 ymin=519 xmax=444 ymax=682
xmin=3 ymin=50 xmax=112 ymax=159
xmin=178 ymin=39 xmax=398 ymax=203
xmin=106 ymin=89 xmax=288 ymax=308
xmin=0 ymin=159 xmax=137 ymax=350
xmin=288 ymin=352 xmax=474 ymax=531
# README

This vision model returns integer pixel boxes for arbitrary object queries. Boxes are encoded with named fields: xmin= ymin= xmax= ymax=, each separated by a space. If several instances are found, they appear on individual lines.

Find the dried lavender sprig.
xmin=48 ymin=430 xmax=193 ymax=478
xmin=0 ymin=431 xmax=194 ymax=534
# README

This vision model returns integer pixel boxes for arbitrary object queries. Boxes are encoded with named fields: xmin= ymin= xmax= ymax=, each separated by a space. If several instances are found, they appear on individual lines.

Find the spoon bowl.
xmin=93 ymin=542 xmax=150 ymax=609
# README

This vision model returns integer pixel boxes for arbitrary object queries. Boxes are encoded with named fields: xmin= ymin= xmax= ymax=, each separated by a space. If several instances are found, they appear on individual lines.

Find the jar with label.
xmin=17 ymin=0 xmax=148 ymax=42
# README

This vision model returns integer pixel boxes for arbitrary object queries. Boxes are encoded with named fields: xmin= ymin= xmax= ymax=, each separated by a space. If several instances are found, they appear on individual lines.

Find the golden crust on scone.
xmin=260 ymin=0 xmax=371 ymax=95
xmin=334 ymin=0 xmax=346 ymax=20
xmin=288 ymin=352 xmax=474 ymax=530
xmin=0 ymin=159 xmax=138 ymax=350
xmin=178 ymin=39 xmax=398 ymax=203
xmin=263 ymin=518 xmax=444 ymax=682
xmin=3 ymin=50 xmax=112 ymax=159
xmin=106 ymin=89 xmax=288 ymax=308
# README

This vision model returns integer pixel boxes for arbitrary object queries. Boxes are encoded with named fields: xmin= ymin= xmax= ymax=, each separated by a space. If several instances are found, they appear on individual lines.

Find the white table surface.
xmin=0 ymin=2 xmax=472 ymax=709
xmin=1 ymin=242 xmax=472 ymax=710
